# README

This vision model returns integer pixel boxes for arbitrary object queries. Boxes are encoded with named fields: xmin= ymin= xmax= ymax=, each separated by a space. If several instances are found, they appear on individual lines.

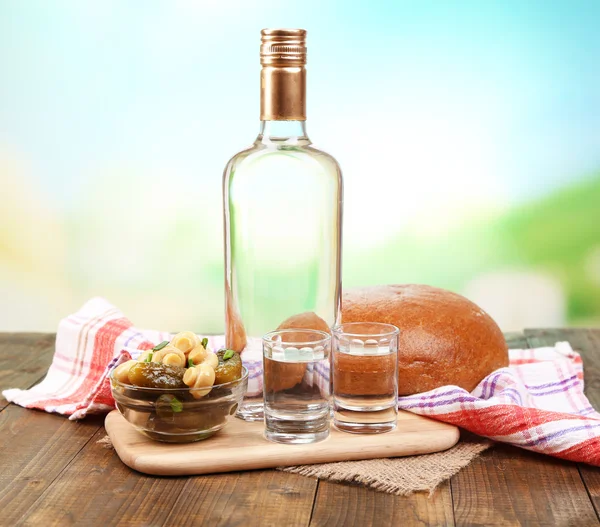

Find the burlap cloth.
xmin=279 ymin=432 xmax=491 ymax=495
xmin=99 ymin=432 xmax=492 ymax=496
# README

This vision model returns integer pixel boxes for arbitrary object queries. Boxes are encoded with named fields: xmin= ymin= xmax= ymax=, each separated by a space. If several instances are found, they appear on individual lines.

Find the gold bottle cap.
xmin=260 ymin=28 xmax=307 ymax=66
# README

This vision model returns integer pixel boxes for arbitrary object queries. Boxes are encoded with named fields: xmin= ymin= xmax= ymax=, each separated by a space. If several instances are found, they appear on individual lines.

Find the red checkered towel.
xmin=3 ymin=298 xmax=600 ymax=466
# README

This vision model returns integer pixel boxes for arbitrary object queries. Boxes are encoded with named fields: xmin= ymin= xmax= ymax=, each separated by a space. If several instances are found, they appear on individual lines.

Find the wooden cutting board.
xmin=105 ymin=410 xmax=459 ymax=476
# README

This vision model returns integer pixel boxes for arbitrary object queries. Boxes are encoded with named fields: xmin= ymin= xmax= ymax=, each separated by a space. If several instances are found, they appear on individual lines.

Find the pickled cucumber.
xmin=127 ymin=362 xmax=186 ymax=389
xmin=154 ymin=394 xmax=229 ymax=430
xmin=214 ymin=350 xmax=243 ymax=385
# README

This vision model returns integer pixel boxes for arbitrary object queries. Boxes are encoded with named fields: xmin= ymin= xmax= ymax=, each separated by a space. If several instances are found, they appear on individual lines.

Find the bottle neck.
xmin=258 ymin=120 xmax=309 ymax=145
xmin=260 ymin=65 xmax=306 ymax=121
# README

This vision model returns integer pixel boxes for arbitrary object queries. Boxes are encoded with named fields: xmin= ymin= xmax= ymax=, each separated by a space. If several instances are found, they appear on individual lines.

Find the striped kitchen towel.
xmin=3 ymin=298 xmax=600 ymax=466
xmin=2 ymin=298 xmax=263 ymax=420
xmin=397 ymin=343 xmax=600 ymax=466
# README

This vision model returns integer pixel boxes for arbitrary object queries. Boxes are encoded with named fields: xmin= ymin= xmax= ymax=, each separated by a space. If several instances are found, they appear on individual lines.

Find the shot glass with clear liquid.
xmin=262 ymin=329 xmax=331 ymax=444
xmin=332 ymin=322 xmax=399 ymax=434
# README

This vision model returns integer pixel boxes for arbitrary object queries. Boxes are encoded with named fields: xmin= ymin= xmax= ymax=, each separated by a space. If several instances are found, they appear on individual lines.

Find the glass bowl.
xmin=110 ymin=366 xmax=248 ymax=443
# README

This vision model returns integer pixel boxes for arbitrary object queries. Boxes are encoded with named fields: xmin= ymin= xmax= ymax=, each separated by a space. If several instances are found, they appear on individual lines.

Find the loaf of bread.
xmin=342 ymin=284 xmax=508 ymax=395
xmin=263 ymin=312 xmax=330 ymax=393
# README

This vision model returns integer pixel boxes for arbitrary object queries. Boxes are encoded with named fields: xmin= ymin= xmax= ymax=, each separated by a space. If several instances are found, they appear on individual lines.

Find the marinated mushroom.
xmin=111 ymin=332 xmax=246 ymax=441
xmin=183 ymin=363 xmax=216 ymax=398
xmin=113 ymin=360 xmax=138 ymax=383
xmin=152 ymin=345 xmax=186 ymax=368
xmin=171 ymin=331 xmax=199 ymax=355
xmin=188 ymin=345 xmax=219 ymax=369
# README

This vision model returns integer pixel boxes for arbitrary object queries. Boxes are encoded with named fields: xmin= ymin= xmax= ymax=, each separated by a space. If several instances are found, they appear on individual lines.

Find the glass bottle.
xmin=223 ymin=29 xmax=343 ymax=420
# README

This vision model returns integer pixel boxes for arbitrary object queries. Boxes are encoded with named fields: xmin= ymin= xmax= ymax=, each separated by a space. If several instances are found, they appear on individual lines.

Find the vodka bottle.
xmin=223 ymin=29 xmax=343 ymax=420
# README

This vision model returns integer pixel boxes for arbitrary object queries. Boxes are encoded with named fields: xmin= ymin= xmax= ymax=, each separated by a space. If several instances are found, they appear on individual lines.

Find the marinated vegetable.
xmin=183 ymin=363 xmax=216 ymax=398
xmin=127 ymin=362 xmax=186 ymax=389
xmin=152 ymin=345 xmax=186 ymax=368
xmin=111 ymin=331 xmax=246 ymax=442
xmin=155 ymin=394 xmax=228 ymax=430
xmin=171 ymin=331 xmax=199 ymax=355
xmin=214 ymin=350 xmax=243 ymax=385
xmin=188 ymin=342 xmax=219 ymax=369
xmin=155 ymin=394 xmax=185 ymax=422
xmin=113 ymin=360 xmax=137 ymax=383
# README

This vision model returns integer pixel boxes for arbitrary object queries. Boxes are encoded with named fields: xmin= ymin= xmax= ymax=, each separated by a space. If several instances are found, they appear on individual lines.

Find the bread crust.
xmin=263 ymin=312 xmax=330 ymax=393
xmin=342 ymin=284 xmax=508 ymax=395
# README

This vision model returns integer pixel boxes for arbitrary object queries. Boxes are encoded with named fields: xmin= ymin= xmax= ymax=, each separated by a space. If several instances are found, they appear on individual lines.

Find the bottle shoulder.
xmin=223 ymin=144 xmax=257 ymax=172
xmin=304 ymin=144 xmax=342 ymax=172
xmin=224 ymin=142 xmax=342 ymax=177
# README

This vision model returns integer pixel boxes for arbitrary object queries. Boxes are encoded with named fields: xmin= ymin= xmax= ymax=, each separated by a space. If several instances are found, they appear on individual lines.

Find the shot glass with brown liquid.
xmin=332 ymin=322 xmax=399 ymax=433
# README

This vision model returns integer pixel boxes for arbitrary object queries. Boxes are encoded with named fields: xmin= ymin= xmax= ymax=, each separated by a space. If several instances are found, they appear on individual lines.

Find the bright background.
xmin=1 ymin=1 xmax=599 ymax=333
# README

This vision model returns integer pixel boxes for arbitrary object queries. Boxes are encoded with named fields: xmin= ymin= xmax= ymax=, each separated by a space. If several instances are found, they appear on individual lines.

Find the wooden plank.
xmin=17 ymin=426 xmax=189 ymax=527
xmin=581 ymin=468 xmax=600 ymax=524
xmin=0 ymin=332 xmax=55 ymax=411
xmin=450 ymin=329 xmax=599 ymax=526
xmin=451 ymin=443 xmax=599 ymax=526
xmin=525 ymin=328 xmax=600 ymax=521
xmin=504 ymin=331 xmax=528 ymax=350
xmin=3 ymin=330 xmax=599 ymax=526
xmin=105 ymin=410 xmax=459 ymax=476
xmin=164 ymin=470 xmax=318 ymax=527
xmin=307 ymin=331 xmax=533 ymax=527
xmin=0 ymin=406 xmax=103 ymax=525
xmin=309 ymin=480 xmax=454 ymax=527
xmin=19 ymin=427 xmax=317 ymax=527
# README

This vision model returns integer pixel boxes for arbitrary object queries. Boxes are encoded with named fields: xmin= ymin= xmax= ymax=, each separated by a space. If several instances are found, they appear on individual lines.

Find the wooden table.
xmin=1 ymin=329 xmax=599 ymax=526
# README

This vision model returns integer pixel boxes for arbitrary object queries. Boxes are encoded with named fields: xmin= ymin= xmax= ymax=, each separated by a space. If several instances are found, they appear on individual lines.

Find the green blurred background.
xmin=1 ymin=1 xmax=599 ymax=332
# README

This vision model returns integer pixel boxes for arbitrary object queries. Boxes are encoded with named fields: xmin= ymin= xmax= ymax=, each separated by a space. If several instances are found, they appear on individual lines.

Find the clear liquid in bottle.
xmin=223 ymin=29 xmax=343 ymax=420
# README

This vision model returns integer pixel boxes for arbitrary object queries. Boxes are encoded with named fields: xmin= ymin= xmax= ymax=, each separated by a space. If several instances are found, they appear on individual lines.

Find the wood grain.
xmin=3 ymin=330 xmax=600 ymax=526
xmin=451 ymin=443 xmax=599 ymax=526
xmin=309 ymin=480 xmax=454 ymax=527
xmin=18 ymin=427 xmax=189 ymax=527
xmin=450 ymin=329 xmax=600 ymax=527
xmin=105 ymin=409 xmax=459 ymax=476
xmin=525 ymin=328 xmax=600 ymax=521
xmin=580 ymin=466 xmax=600 ymax=524
xmin=164 ymin=470 xmax=318 ymax=527
xmin=0 ymin=332 xmax=55 ymax=411
xmin=0 ymin=406 xmax=103 ymax=525
xmin=503 ymin=331 xmax=530 ymax=350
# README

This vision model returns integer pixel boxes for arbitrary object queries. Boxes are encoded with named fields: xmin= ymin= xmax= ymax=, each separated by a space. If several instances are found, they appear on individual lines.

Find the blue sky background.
xmin=1 ymin=1 xmax=599 ymax=331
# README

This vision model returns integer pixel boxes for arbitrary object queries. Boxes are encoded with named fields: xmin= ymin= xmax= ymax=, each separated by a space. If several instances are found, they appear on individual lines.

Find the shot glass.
xmin=332 ymin=322 xmax=399 ymax=434
xmin=262 ymin=329 xmax=331 ymax=444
